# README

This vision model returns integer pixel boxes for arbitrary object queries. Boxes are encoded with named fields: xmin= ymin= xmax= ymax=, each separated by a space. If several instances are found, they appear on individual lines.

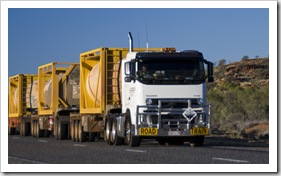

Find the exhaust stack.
xmin=128 ymin=32 xmax=133 ymax=52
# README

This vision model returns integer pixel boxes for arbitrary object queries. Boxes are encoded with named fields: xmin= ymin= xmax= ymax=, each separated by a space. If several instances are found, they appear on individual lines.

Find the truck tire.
xmin=57 ymin=120 xmax=61 ymax=140
xmin=57 ymin=119 xmax=65 ymax=140
xmin=78 ymin=121 xmax=86 ymax=142
xmin=125 ymin=117 xmax=141 ymax=147
xmin=21 ymin=120 xmax=29 ymax=136
xmin=34 ymin=121 xmax=38 ymax=137
xmin=111 ymin=118 xmax=123 ymax=146
xmin=75 ymin=120 xmax=79 ymax=142
xmin=105 ymin=117 xmax=113 ymax=145
xmin=71 ymin=121 xmax=76 ymax=142
xmin=190 ymin=136 xmax=204 ymax=147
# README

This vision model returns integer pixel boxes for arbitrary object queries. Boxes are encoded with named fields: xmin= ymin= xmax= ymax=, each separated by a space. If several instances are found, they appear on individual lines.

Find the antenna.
xmin=146 ymin=23 xmax=149 ymax=52
xmin=138 ymin=31 xmax=140 ymax=52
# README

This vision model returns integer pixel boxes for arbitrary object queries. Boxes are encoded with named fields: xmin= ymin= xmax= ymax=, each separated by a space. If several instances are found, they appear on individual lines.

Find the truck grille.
xmin=147 ymin=98 xmax=199 ymax=108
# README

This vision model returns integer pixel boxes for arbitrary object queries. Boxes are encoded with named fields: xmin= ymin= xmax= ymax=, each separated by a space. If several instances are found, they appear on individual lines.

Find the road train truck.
xmin=70 ymin=32 xmax=214 ymax=147
xmin=8 ymin=74 xmax=38 ymax=135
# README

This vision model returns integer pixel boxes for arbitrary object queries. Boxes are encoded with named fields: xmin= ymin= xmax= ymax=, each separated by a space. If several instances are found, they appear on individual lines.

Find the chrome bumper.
xmin=135 ymin=99 xmax=211 ymax=136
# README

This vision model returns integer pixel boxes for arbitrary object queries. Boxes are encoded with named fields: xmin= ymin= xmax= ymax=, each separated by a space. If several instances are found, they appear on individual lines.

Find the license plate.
xmin=139 ymin=128 xmax=158 ymax=136
xmin=168 ymin=131 xmax=181 ymax=136
xmin=190 ymin=127 xmax=208 ymax=135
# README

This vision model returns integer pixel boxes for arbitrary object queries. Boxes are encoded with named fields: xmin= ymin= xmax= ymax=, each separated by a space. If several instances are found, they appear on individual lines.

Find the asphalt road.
xmin=7 ymin=135 xmax=269 ymax=165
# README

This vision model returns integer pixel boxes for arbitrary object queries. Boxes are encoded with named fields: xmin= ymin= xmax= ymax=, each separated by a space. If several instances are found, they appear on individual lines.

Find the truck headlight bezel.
xmin=197 ymin=98 xmax=204 ymax=105
xmin=146 ymin=98 xmax=153 ymax=105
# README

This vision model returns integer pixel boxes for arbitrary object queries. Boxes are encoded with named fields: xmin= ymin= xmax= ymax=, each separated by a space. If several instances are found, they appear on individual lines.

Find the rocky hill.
xmin=213 ymin=57 xmax=269 ymax=88
xmin=207 ymin=57 xmax=269 ymax=140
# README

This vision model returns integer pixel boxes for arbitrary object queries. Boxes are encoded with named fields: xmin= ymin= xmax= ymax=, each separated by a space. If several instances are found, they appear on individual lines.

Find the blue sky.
xmin=8 ymin=8 xmax=269 ymax=76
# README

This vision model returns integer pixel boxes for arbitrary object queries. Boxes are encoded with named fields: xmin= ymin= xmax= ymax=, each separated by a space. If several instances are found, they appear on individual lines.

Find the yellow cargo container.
xmin=32 ymin=62 xmax=80 ymax=138
xmin=70 ymin=47 xmax=162 ymax=142
xmin=8 ymin=74 xmax=38 ymax=135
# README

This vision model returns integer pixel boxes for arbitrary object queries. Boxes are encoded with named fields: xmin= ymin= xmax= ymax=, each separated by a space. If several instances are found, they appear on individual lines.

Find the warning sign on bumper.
xmin=139 ymin=128 xmax=158 ymax=136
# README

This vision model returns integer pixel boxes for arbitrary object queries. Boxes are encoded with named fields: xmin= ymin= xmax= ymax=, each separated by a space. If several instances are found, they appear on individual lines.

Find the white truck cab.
xmin=120 ymin=32 xmax=214 ymax=147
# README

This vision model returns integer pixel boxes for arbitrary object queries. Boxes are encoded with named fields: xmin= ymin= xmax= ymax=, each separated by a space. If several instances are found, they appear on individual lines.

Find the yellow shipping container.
xmin=8 ymin=74 xmax=38 ymax=135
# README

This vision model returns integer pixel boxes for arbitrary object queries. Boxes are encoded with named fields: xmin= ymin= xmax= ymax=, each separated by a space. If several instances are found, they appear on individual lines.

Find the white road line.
xmin=8 ymin=156 xmax=47 ymax=164
xmin=38 ymin=140 xmax=48 ymax=143
xmin=212 ymin=146 xmax=269 ymax=152
xmin=212 ymin=157 xmax=249 ymax=163
xmin=74 ymin=144 xmax=86 ymax=147
xmin=126 ymin=149 xmax=146 ymax=153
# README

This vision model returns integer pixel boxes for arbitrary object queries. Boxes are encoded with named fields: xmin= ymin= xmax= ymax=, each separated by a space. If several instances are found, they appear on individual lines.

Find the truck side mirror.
xmin=207 ymin=61 xmax=214 ymax=82
xmin=124 ymin=61 xmax=135 ymax=82
xmin=125 ymin=62 xmax=131 ymax=75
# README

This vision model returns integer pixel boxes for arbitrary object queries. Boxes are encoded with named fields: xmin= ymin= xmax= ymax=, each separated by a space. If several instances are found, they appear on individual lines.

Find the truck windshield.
xmin=137 ymin=58 xmax=205 ymax=85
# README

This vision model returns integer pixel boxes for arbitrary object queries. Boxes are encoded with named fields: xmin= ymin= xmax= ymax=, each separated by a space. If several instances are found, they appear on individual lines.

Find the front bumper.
xmin=135 ymin=99 xmax=211 ymax=137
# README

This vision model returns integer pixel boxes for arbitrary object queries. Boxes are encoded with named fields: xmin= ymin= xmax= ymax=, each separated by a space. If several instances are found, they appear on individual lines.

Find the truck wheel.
xmin=190 ymin=136 xmax=204 ymax=147
xmin=57 ymin=121 xmax=61 ymax=140
xmin=111 ymin=118 xmax=123 ymax=146
xmin=21 ymin=120 xmax=28 ymax=136
xmin=54 ymin=118 xmax=58 ymax=139
xmin=71 ymin=121 xmax=76 ymax=142
xmin=125 ymin=118 xmax=141 ymax=147
xmin=34 ymin=121 xmax=38 ymax=138
xmin=75 ymin=120 xmax=79 ymax=142
xmin=78 ymin=121 xmax=86 ymax=142
xmin=57 ymin=119 xmax=65 ymax=140
xmin=105 ymin=117 xmax=113 ymax=145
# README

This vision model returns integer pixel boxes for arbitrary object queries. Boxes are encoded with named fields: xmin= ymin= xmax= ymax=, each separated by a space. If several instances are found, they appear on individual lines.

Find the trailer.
xmin=31 ymin=62 xmax=80 ymax=138
xmin=8 ymin=74 xmax=38 ymax=136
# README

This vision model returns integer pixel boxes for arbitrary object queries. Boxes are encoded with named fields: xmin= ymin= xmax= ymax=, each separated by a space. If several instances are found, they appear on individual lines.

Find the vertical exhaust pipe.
xmin=128 ymin=32 xmax=133 ymax=52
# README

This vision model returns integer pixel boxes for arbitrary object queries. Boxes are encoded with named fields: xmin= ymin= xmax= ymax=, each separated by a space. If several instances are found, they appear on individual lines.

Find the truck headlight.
xmin=146 ymin=98 xmax=153 ymax=105
xmin=197 ymin=98 xmax=204 ymax=105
